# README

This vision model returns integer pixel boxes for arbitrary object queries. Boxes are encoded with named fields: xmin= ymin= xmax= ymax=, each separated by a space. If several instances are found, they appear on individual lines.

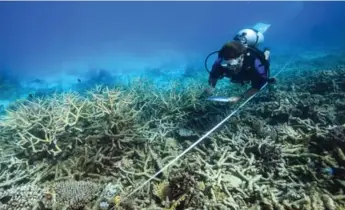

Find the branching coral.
xmin=151 ymin=167 xmax=205 ymax=210
xmin=1 ymin=53 xmax=345 ymax=210
xmin=309 ymin=125 xmax=345 ymax=154
xmin=244 ymin=137 xmax=284 ymax=176
xmin=0 ymin=86 xmax=147 ymax=160
xmin=0 ymin=92 xmax=87 ymax=157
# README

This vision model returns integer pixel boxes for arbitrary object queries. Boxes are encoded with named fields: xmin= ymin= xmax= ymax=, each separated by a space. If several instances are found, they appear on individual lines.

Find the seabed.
xmin=1 ymin=50 xmax=345 ymax=210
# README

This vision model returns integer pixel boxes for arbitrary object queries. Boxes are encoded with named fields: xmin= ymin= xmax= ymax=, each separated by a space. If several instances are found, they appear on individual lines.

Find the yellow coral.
xmin=197 ymin=181 xmax=205 ymax=192
xmin=164 ymin=194 xmax=186 ymax=210
xmin=152 ymin=180 xmax=188 ymax=210
xmin=213 ymin=186 xmax=227 ymax=202
xmin=114 ymin=195 xmax=121 ymax=208
xmin=153 ymin=181 xmax=170 ymax=201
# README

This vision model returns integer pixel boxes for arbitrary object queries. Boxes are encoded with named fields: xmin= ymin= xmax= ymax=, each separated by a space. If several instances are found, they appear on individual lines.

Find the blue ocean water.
xmin=0 ymin=1 xmax=344 ymax=108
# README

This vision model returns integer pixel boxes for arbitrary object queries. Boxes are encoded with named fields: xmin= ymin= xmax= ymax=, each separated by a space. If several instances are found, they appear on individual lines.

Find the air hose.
xmin=204 ymin=50 xmax=219 ymax=74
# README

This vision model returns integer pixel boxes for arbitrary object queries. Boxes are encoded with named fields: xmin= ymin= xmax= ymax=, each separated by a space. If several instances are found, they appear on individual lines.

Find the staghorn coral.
xmin=0 ymin=92 xmax=88 ymax=157
xmin=245 ymin=139 xmax=284 ymax=176
xmin=0 ymin=86 xmax=152 ymax=186
xmin=1 ymin=52 xmax=345 ymax=210
xmin=326 ymin=126 xmax=345 ymax=151
xmin=150 ymin=166 xmax=205 ymax=210
xmin=309 ymin=125 xmax=345 ymax=153
xmin=0 ymin=87 xmax=146 ymax=160
xmin=307 ymin=125 xmax=345 ymax=177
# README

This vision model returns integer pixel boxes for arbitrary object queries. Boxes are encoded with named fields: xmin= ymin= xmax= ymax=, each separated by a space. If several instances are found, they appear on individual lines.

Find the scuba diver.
xmin=203 ymin=27 xmax=274 ymax=104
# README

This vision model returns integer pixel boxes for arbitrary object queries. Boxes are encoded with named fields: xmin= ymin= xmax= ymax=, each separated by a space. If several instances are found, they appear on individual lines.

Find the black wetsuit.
xmin=209 ymin=48 xmax=270 ymax=90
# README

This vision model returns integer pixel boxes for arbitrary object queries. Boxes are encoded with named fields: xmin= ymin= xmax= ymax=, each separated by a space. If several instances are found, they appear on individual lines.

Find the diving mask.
xmin=220 ymin=54 xmax=244 ymax=73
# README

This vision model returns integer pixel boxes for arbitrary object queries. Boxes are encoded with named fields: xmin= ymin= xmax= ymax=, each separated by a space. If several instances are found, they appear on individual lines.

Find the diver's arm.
xmin=203 ymin=76 xmax=217 ymax=96
xmin=228 ymin=87 xmax=259 ymax=103
xmin=235 ymin=59 xmax=266 ymax=101
xmin=240 ymin=87 xmax=259 ymax=99
xmin=229 ymin=87 xmax=259 ymax=103
xmin=204 ymin=59 xmax=223 ymax=95
xmin=208 ymin=77 xmax=218 ymax=88
xmin=208 ymin=59 xmax=224 ymax=88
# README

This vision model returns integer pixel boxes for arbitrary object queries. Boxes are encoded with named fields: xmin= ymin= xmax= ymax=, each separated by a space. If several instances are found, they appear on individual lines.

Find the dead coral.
xmin=165 ymin=167 xmax=204 ymax=210
xmin=150 ymin=164 xmax=206 ymax=210
xmin=309 ymin=125 xmax=345 ymax=153
xmin=1 ymin=54 xmax=345 ymax=210
xmin=0 ymin=87 xmax=145 ymax=161
xmin=245 ymin=139 xmax=284 ymax=177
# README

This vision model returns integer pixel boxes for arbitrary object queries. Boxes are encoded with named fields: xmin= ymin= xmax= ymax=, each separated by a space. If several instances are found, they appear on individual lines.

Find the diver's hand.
xmin=268 ymin=77 xmax=276 ymax=84
xmin=228 ymin=96 xmax=242 ymax=104
xmin=264 ymin=49 xmax=270 ymax=60
xmin=203 ymin=87 xmax=215 ymax=96
xmin=199 ymin=86 xmax=214 ymax=99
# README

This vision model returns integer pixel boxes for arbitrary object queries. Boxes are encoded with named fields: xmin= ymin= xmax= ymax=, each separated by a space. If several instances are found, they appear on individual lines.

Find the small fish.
xmin=77 ymin=79 xmax=81 ymax=83
xmin=322 ymin=167 xmax=345 ymax=178
xmin=206 ymin=96 xmax=231 ymax=102
xmin=322 ymin=167 xmax=334 ymax=175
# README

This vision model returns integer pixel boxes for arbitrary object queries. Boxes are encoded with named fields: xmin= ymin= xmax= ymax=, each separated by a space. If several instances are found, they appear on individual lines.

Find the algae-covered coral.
xmin=0 ymin=51 xmax=345 ymax=210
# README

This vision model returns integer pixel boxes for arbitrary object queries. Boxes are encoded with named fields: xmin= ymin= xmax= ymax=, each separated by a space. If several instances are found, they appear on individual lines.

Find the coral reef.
xmin=0 ymin=51 xmax=345 ymax=210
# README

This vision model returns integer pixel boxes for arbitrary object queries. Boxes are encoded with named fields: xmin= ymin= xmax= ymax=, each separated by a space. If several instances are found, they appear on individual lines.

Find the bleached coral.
xmin=0 ymin=184 xmax=44 ymax=210
xmin=52 ymin=180 xmax=102 ymax=209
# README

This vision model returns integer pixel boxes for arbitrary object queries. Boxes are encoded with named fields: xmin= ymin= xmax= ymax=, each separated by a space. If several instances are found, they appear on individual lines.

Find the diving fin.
xmin=253 ymin=22 xmax=271 ymax=34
